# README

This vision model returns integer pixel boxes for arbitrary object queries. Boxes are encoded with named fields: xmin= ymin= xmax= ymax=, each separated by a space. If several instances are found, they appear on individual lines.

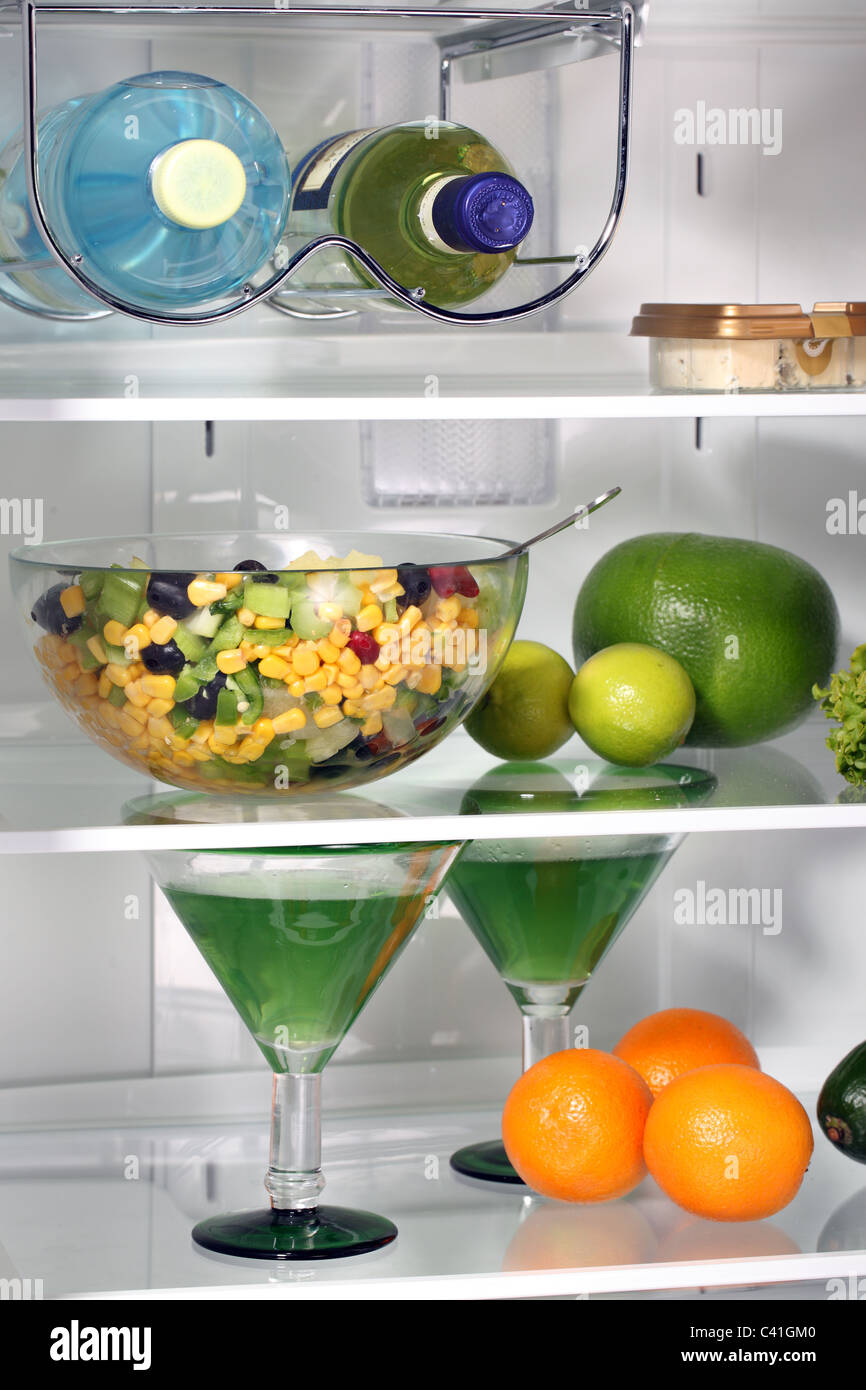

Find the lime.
xmin=573 ymin=532 xmax=838 ymax=748
xmin=465 ymin=640 xmax=574 ymax=760
xmin=568 ymin=642 xmax=695 ymax=767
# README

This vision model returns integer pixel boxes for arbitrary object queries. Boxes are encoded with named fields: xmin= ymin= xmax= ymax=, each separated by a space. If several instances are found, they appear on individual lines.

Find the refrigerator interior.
xmin=0 ymin=0 xmax=865 ymax=1299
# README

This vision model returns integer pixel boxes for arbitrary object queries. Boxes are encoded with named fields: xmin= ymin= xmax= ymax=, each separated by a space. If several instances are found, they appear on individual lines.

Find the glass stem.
xmin=264 ymin=1072 xmax=325 ymax=1213
xmin=521 ymin=1012 xmax=571 ymax=1073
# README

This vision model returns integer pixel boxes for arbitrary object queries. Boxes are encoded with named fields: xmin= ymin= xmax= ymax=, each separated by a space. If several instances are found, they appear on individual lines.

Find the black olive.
xmin=141 ymin=639 xmax=185 ymax=676
xmin=234 ymin=560 xmax=279 ymax=582
xmin=396 ymin=564 xmax=432 ymax=610
xmin=185 ymin=671 xmax=227 ymax=720
xmin=31 ymin=583 xmax=82 ymax=637
xmin=146 ymin=572 xmax=197 ymax=620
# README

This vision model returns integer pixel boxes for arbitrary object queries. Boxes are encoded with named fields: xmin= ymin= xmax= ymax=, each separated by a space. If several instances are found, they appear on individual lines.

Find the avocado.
xmin=817 ymin=1041 xmax=866 ymax=1163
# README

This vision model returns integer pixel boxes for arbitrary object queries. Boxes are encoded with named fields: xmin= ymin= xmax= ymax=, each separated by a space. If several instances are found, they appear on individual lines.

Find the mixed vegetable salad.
xmin=29 ymin=548 xmax=491 ymax=792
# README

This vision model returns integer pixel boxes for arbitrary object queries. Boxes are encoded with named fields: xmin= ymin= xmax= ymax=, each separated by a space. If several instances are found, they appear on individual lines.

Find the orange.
xmin=613 ymin=1007 xmax=760 ymax=1096
xmin=644 ymin=1064 xmax=814 ymax=1222
xmin=503 ymin=1201 xmax=657 ymax=1271
xmin=502 ymin=1048 xmax=653 ymax=1203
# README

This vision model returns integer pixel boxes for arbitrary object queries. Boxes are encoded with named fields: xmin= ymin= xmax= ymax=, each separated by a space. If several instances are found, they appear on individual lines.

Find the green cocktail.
xmin=166 ymin=866 xmax=430 ymax=1075
xmin=448 ymin=762 xmax=716 ymax=1184
xmin=448 ymin=838 xmax=669 ymax=1014
xmin=133 ymin=793 xmax=459 ymax=1259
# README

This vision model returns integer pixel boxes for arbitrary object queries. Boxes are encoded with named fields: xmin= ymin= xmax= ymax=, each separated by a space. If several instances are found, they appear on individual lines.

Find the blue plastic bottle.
xmin=0 ymin=71 xmax=291 ymax=317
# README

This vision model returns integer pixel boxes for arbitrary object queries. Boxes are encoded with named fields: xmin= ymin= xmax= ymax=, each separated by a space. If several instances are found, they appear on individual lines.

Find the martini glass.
xmin=447 ymin=760 xmax=716 ymax=1183
xmin=131 ymin=792 xmax=460 ymax=1259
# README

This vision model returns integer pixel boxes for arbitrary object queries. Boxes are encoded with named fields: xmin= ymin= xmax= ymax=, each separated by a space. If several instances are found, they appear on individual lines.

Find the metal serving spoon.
xmin=497 ymin=486 xmax=622 ymax=559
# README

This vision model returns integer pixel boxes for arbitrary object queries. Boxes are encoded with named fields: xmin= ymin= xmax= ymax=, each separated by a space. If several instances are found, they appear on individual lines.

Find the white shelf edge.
xmin=1 ymin=802 xmax=863 ymax=855
xmin=82 ymin=1249 xmax=866 ymax=1302
xmin=1 ymin=393 xmax=866 ymax=422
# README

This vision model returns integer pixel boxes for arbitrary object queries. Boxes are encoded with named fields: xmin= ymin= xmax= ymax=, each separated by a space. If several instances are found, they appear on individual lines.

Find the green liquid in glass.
xmin=448 ymin=840 xmax=669 ymax=1011
xmin=166 ymin=881 xmax=424 ymax=1074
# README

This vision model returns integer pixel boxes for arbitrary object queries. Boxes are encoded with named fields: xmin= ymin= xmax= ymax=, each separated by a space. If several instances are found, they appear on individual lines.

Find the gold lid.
xmin=631 ymin=302 xmax=866 ymax=341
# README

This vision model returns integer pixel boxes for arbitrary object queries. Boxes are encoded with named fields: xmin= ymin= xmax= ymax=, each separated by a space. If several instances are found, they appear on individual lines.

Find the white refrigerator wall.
xmin=0 ymin=416 xmax=863 ymax=1094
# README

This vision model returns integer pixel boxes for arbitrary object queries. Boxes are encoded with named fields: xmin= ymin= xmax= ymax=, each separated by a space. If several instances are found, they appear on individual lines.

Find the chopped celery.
xmin=107 ymin=682 xmax=127 ymax=708
xmin=173 ymin=624 xmax=208 ymax=663
xmin=172 ymin=667 xmax=200 ymax=703
xmin=169 ymin=706 xmax=200 ymax=739
xmin=189 ymin=653 xmax=219 ymax=686
xmin=244 ymin=582 xmax=291 ymax=619
xmin=100 ymin=570 xmax=147 ymax=628
xmin=248 ymin=628 xmax=288 ymax=647
xmin=79 ymin=570 xmax=104 ymax=602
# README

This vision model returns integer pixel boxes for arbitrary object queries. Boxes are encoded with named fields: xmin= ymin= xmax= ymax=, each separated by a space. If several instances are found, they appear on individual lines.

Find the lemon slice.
xmin=151 ymin=139 xmax=247 ymax=230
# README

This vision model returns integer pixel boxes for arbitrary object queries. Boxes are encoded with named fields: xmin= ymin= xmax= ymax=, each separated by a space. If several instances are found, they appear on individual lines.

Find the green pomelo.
xmin=573 ymin=533 xmax=839 ymax=747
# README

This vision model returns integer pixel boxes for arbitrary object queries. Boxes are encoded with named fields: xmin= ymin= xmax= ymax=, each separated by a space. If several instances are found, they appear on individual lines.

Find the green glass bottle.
xmin=282 ymin=120 xmax=534 ymax=309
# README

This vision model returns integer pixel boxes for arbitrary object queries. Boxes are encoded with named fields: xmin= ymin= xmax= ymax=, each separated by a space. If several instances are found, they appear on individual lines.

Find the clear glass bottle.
xmin=281 ymin=120 xmax=534 ymax=310
xmin=0 ymin=71 xmax=291 ymax=317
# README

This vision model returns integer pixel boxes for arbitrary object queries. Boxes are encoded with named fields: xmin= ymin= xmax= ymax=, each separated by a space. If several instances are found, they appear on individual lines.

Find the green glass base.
xmin=192 ymin=1205 xmax=398 ymax=1260
xmin=450 ymin=1139 xmax=525 ymax=1185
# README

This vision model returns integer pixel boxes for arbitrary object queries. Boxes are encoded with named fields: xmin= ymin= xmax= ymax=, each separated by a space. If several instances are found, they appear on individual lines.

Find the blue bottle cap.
xmin=432 ymin=172 xmax=534 ymax=254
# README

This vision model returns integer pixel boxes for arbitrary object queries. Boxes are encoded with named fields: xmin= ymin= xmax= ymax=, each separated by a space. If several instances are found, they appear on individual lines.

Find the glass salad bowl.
xmin=10 ymin=531 xmax=528 ymax=796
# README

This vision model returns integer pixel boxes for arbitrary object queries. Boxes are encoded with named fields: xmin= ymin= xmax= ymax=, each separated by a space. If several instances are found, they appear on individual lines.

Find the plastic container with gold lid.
xmin=630 ymin=303 xmax=866 ymax=393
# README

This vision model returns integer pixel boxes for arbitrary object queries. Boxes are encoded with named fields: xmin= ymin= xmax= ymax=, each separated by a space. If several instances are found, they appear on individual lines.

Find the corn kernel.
xmin=321 ymin=663 xmax=339 ymax=684
xmin=288 ymin=678 xmax=306 ymax=699
xmin=361 ymin=713 xmax=383 ymax=738
xmin=105 ymin=663 xmax=131 ymax=688
xmin=253 ymin=615 xmax=285 ymax=631
xmin=317 ymin=601 xmax=343 ymax=623
xmin=73 ymin=671 xmax=99 ymax=697
xmin=147 ymin=715 xmax=174 ymax=742
xmin=97 ymin=670 xmax=112 ymax=700
xmin=417 ymin=665 xmax=442 ymax=695
xmin=314 ymin=706 xmax=344 ymax=730
xmin=141 ymin=673 xmax=176 ymax=701
xmin=329 ymin=619 xmax=352 ymax=649
xmin=150 ymin=615 xmax=177 ymax=645
xmin=215 ymin=572 xmax=244 ymax=591
xmin=118 ymin=711 xmax=141 ymax=738
xmin=60 ymin=585 xmax=85 ymax=619
xmin=292 ymin=649 xmax=320 ymax=677
xmin=342 ymin=681 xmax=365 ymax=701
xmin=459 ymin=607 xmax=479 ymax=628
xmin=251 ymin=717 xmax=276 ymax=745
xmin=383 ymin=664 xmax=406 ymax=686
xmin=363 ymin=686 xmax=397 ymax=712
xmin=338 ymin=649 xmax=361 ymax=676
xmin=125 ymin=702 xmax=148 ymax=726
xmin=397 ymin=605 xmax=422 ymax=636
xmin=355 ymin=604 xmax=383 ymax=633
xmin=103 ymin=620 xmax=128 ymax=647
xmin=87 ymin=635 xmax=108 ymax=666
xmin=238 ymin=607 xmax=256 ymax=628
xmin=320 ymin=684 xmax=343 ymax=706
xmin=147 ymin=697 xmax=175 ymax=718
xmin=272 ymin=708 xmax=307 ymax=735
xmin=358 ymin=665 xmax=379 ymax=691
xmin=336 ymin=671 xmax=357 ymax=690
xmin=372 ymin=622 xmax=399 ymax=647
xmin=172 ymin=751 xmax=196 ymax=768
xmin=125 ymin=623 xmax=152 ymax=657
xmin=123 ymin=680 xmax=149 ymax=709
xmin=304 ymin=670 xmax=328 ymax=693
xmin=273 ymin=638 xmax=299 ymax=658
xmin=191 ymin=720 xmax=214 ymax=745
xmin=188 ymin=578 xmax=227 ymax=607
xmin=217 ymin=648 xmax=247 ymax=675
xmin=369 ymin=569 xmax=398 ymax=595
xmin=316 ymin=639 xmax=340 ymax=664
xmin=141 ymin=609 xmax=160 ymax=629
xmin=437 ymin=597 xmax=462 ymax=623
xmin=342 ymin=699 xmax=364 ymax=718
xmin=255 ymin=655 xmax=288 ymax=681
xmin=240 ymin=739 xmax=267 ymax=763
